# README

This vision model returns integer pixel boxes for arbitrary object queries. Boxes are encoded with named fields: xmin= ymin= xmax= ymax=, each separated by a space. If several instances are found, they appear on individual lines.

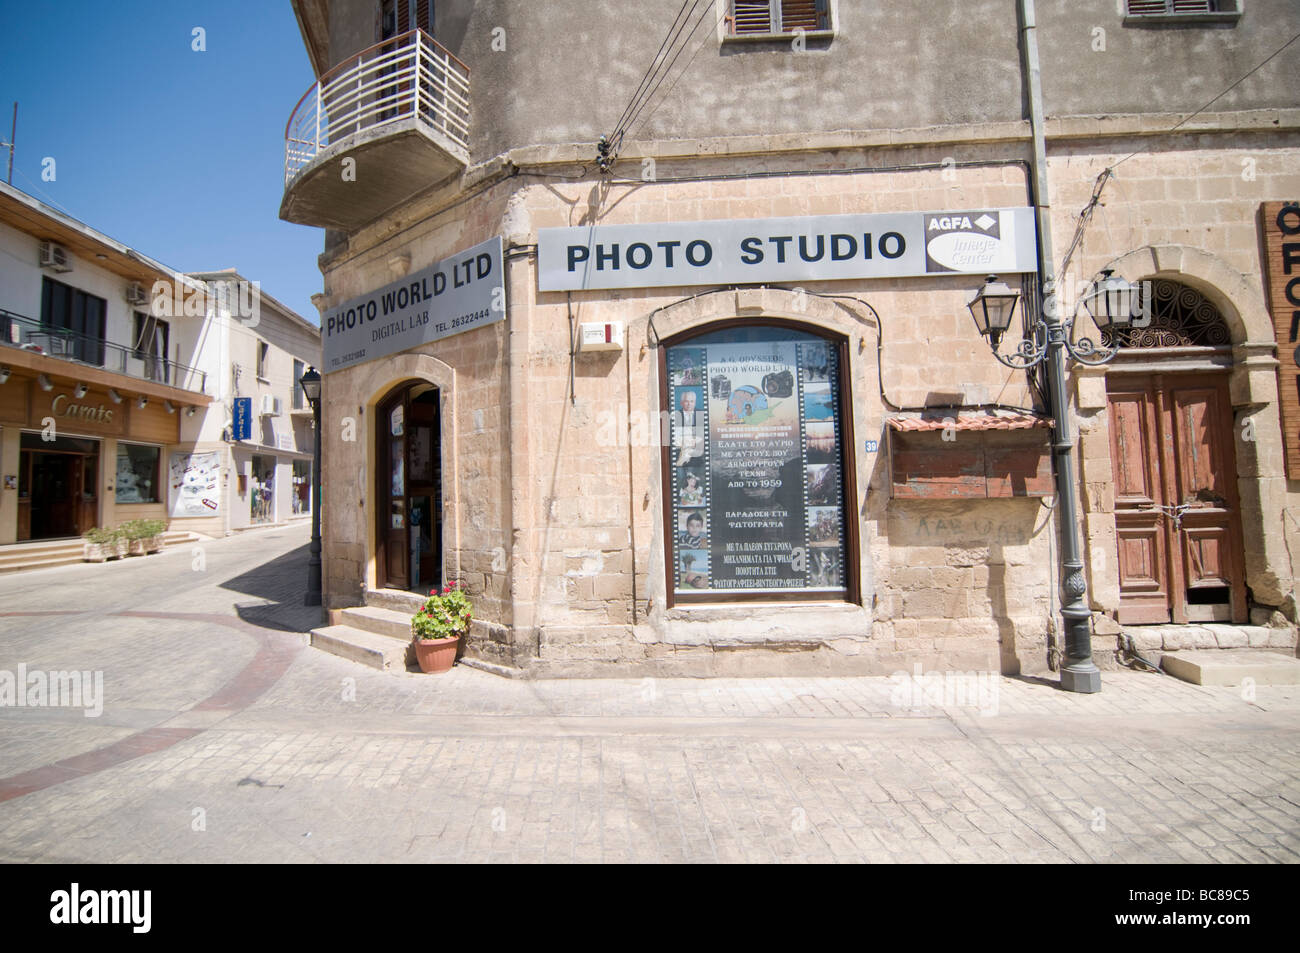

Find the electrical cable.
xmin=619 ymin=0 xmax=718 ymax=148
xmin=1109 ymin=28 xmax=1300 ymax=174
xmin=642 ymin=284 xmax=1042 ymax=417
xmin=624 ymin=2 xmax=730 ymax=145
xmin=1057 ymin=29 xmax=1300 ymax=284
xmin=606 ymin=0 xmax=698 ymax=151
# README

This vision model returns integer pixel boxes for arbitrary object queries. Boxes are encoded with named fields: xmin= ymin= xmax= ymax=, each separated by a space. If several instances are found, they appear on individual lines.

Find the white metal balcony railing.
xmin=284 ymin=29 xmax=470 ymax=187
xmin=0 ymin=309 xmax=209 ymax=394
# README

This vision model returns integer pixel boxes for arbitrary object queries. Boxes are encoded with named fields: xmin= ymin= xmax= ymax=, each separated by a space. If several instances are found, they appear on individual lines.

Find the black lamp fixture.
xmin=74 ymin=383 xmax=88 ymax=398
xmin=137 ymin=395 xmax=148 ymax=409
xmin=1080 ymin=268 xmax=1141 ymax=333
xmin=298 ymin=365 xmax=324 ymax=608
xmin=299 ymin=365 xmax=322 ymax=407
xmin=966 ymin=275 xmax=1021 ymax=349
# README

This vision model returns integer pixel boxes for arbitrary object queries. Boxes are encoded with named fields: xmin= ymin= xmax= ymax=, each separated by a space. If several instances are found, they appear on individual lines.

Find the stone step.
xmin=310 ymin=624 xmax=411 ymax=671
xmin=1160 ymin=649 xmax=1300 ymax=686
xmin=0 ymin=531 xmax=201 ymax=573
xmin=339 ymin=604 xmax=415 ymax=641
xmin=0 ymin=554 xmax=85 ymax=573
xmin=1121 ymin=623 xmax=1295 ymax=653
xmin=364 ymin=588 xmax=426 ymax=614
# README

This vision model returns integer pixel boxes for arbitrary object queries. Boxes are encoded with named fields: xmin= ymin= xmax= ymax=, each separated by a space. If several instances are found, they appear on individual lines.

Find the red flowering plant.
xmin=411 ymin=580 xmax=472 ymax=641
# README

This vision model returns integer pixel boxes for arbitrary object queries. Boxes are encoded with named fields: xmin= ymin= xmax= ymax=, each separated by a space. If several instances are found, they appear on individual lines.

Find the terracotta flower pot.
xmin=414 ymin=634 xmax=461 ymax=673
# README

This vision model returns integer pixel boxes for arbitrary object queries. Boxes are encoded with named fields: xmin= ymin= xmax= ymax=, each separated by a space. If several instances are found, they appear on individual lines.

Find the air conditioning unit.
xmin=39 ymin=241 xmax=72 ymax=273
xmin=260 ymin=394 xmax=283 ymax=416
xmin=125 ymin=282 xmax=149 ymax=307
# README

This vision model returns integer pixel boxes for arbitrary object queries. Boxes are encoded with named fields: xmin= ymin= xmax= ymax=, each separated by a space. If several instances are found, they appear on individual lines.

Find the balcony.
xmin=280 ymin=29 xmax=471 ymax=230
xmin=0 ymin=309 xmax=208 ymax=394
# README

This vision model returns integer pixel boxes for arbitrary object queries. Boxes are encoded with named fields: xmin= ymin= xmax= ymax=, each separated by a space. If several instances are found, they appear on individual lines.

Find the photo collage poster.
xmin=669 ymin=332 xmax=847 ymax=595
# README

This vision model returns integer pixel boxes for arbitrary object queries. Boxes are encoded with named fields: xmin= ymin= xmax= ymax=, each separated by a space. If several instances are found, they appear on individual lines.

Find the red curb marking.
xmin=0 ymin=610 xmax=304 ymax=803
xmin=0 ymin=611 xmax=86 ymax=617
xmin=0 ymin=727 xmax=204 ymax=802
xmin=116 ymin=611 xmax=303 ymax=712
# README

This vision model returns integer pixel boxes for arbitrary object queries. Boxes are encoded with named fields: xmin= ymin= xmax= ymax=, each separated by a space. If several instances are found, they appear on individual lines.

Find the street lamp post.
xmin=966 ymin=271 xmax=1142 ymax=693
xmin=299 ymin=366 xmax=323 ymax=607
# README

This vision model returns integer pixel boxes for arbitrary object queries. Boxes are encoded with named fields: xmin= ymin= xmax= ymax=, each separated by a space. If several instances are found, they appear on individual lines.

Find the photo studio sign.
xmin=537 ymin=209 xmax=1038 ymax=291
xmin=321 ymin=236 xmax=505 ymax=373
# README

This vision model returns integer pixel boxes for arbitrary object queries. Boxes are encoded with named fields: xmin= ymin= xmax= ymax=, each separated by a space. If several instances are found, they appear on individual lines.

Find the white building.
xmin=0 ymin=182 xmax=319 ymax=552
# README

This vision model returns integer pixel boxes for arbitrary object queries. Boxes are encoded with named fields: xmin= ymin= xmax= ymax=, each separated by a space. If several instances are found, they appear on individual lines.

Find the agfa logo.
xmin=925 ymin=210 xmax=1005 ymax=273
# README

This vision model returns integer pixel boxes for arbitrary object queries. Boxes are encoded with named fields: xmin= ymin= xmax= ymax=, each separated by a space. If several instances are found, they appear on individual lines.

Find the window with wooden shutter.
xmin=1125 ymin=0 xmax=1241 ymax=19
xmin=726 ymin=0 xmax=832 ymax=38
xmin=780 ymin=0 xmax=826 ymax=32
xmin=730 ymin=1 xmax=774 ymax=35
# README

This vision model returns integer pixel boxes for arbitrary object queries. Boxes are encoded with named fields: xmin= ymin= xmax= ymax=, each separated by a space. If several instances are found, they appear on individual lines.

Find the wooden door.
xmin=75 ymin=453 xmax=98 ymax=536
xmin=377 ymin=389 xmax=409 ymax=590
xmin=1107 ymin=373 xmax=1247 ymax=624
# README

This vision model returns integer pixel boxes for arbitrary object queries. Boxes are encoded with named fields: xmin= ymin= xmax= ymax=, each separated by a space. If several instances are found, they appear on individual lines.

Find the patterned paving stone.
xmin=0 ymin=523 xmax=1297 ymax=862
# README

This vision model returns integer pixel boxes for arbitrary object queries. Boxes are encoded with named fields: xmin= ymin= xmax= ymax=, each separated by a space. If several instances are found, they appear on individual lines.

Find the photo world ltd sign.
xmin=537 ymin=208 xmax=1038 ymax=292
xmin=321 ymin=236 xmax=505 ymax=374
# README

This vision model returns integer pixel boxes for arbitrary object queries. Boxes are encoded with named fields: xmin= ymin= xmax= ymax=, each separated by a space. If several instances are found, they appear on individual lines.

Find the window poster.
xmin=169 ymin=451 xmax=221 ymax=517
xmin=668 ymin=328 xmax=848 ymax=596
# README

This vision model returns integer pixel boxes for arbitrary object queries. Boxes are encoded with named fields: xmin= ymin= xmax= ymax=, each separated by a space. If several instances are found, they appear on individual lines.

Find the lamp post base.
xmin=1060 ymin=664 xmax=1102 ymax=694
xmin=305 ymin=538 xmax=322 ymax=607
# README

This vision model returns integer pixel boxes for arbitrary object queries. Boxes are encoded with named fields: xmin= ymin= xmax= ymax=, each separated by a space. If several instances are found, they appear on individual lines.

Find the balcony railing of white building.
xmin=284 ymin=28 xmax=471 ymax=187
xmin=0 ymin=309 xmax=208 ymax=394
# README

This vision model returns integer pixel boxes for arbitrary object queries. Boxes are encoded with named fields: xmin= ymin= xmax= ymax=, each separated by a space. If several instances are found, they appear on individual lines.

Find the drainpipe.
xmin=1020 ymin=0 xmax=1101 ymax=692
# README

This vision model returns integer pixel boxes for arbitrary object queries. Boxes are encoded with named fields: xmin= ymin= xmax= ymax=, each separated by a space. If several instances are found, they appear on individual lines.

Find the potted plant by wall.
xmin=143 ymin=518 xmax=167 ymax=553
xmin=410 ymin=581 xmax=471 ymax=674
xmin=122 ymin=519 xmax=168 ymax=556
xmin=82 ymin=527 xmax=121 ymax=562
xmin=122 ymin=520 xmax=145 ymax=556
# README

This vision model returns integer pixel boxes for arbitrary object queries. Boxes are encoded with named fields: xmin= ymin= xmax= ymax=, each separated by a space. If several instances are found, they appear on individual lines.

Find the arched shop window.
xmin=662 ymin=323 xmax=857 ymax=604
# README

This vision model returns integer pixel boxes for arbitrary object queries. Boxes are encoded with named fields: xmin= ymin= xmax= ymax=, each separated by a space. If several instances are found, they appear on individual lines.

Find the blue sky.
xmin=0 ymin=0 xmax=323 ymax=322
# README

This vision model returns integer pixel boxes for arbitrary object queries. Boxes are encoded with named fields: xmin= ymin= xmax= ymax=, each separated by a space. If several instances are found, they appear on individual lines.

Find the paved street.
xmin=0 ymin=523 xmax=1297 ymax=863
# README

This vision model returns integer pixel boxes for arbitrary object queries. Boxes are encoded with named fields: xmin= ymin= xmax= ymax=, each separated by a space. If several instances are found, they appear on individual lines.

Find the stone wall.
xmin=313 ymin=120 xmax=1300 ymax=676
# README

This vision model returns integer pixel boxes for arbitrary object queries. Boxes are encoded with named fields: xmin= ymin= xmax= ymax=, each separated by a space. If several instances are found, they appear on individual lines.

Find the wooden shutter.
xmin=395 ymin=2 xmax=432 ymax=38
xmin=730 ymin=1 xmax=774 ymax=35
xmin=414 ymin=0 xmax=433 ymax=35
xmin=1128 ymin=1 xmax=1220 ymax=14
xmin=780 ymin=0 xmax=826 ymax=31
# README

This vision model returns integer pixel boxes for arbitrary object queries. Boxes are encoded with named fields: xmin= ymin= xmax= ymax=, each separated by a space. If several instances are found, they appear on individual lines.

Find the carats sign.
xmin=537 ymin=208 xmax=1037 ymax=291
xmin=321 ymin=236 xmax=505 ymax=374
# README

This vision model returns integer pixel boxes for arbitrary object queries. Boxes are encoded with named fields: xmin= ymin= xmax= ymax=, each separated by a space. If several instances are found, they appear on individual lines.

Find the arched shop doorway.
xmin=1104 ymin=280 xmax=1248 ymax=624
xmin=375 ymin=380 xmax=443 ymax=593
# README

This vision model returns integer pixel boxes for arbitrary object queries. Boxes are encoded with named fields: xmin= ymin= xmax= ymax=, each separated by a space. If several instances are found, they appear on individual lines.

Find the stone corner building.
xmin=281 ymin=0 xmax=1300 ymax=677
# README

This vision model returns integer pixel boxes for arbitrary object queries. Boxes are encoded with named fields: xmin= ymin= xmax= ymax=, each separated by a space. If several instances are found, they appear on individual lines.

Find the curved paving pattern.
xmin=0 ymin=524 xmax=1297 ymax=862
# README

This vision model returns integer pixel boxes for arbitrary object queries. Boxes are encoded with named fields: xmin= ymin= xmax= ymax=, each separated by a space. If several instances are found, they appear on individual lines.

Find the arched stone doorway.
xmin=375 ymin=379 xmax=443 ymax=593
xmin=1104 ymin=280 xmax=1248 ymax=624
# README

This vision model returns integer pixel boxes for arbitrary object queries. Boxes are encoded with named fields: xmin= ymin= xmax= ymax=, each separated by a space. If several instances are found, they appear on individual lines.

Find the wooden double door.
xmin=1107 ymin=372 xmax=1247 ymax=624
xmin=376 ymin=383 xmax=443 ymax=593
xmin=20 ymin=448 xmax=98 ymax=541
